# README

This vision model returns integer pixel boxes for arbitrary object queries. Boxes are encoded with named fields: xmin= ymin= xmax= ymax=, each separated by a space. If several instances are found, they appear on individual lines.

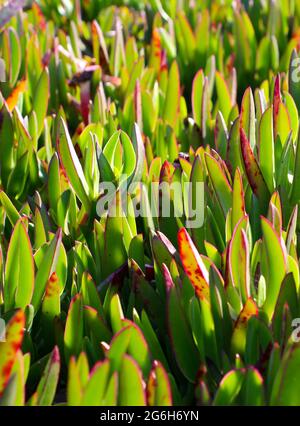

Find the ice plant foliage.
xmin=1 ymin=0 xmax=300 ymax=406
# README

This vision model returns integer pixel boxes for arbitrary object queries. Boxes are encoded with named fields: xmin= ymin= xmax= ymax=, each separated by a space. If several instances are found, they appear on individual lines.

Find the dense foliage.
xmin=1 ymin=0 xmax=300 ymax=406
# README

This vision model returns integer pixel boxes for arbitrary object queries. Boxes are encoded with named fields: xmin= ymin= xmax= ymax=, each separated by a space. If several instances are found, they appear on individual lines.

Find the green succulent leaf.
xmin=4 ymin=219 xmax=34 ymax=311
xmin=213 ymin=369 xmax=245 ymax=406
xmin=261 ymin=217 xmax=287 ymax=321
xmin=35 ymin=346 xmax=60 ymax=406
xmin=57 ymin=118 xmax=91 ymax=212
xmin=0 ymin=310 xmax=25 ymax=396
xmin=240 ymin=127 xmax=270 ymax=210
xmin=163 ymin=264 xmax=200 ymax=382
xmin=64 ymin=294 xmax=84 ymax=363
xmin=119 ymin=355 xmax=146 ymax=406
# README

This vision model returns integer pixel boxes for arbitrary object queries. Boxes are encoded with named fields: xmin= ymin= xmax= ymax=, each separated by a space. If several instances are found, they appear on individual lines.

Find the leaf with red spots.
xmin=41 ymin=272 xmax=60 ymax=348
xmin=233 ymin=10 xmax=256 ymax=77
xmin=231 ymin=298 xmax=258 ymax=355
xmin=178 ymin=227 xmax=209 ymax=301
xmin=270 ymin=343 xmax=300 ymax=405
xmin=240 ymin=127 xmax=270 ymax=210
xmin=158 ymin=161 xmax=182 ymax=246
xmin=213 ymin=369 xmax=245 ymax=406
xmin=0 ymin=310 xmax=25 ymax=396
xmin=147 ymin=360 xmax=172 ymax=406
xmin=0 ymin=349 xmax=25 ymax=406
xmin=57 ymin=117 xmax=91 ymax=212
xmin=215 ymin=111 xmax=228 ymax=159
xmin=121 ymin=319 xmax=152 ymax=378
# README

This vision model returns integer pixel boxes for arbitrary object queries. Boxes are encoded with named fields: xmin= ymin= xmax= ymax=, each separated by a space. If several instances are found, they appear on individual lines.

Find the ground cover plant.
xmin=1 ymin=0 xmax=300 ymax=406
